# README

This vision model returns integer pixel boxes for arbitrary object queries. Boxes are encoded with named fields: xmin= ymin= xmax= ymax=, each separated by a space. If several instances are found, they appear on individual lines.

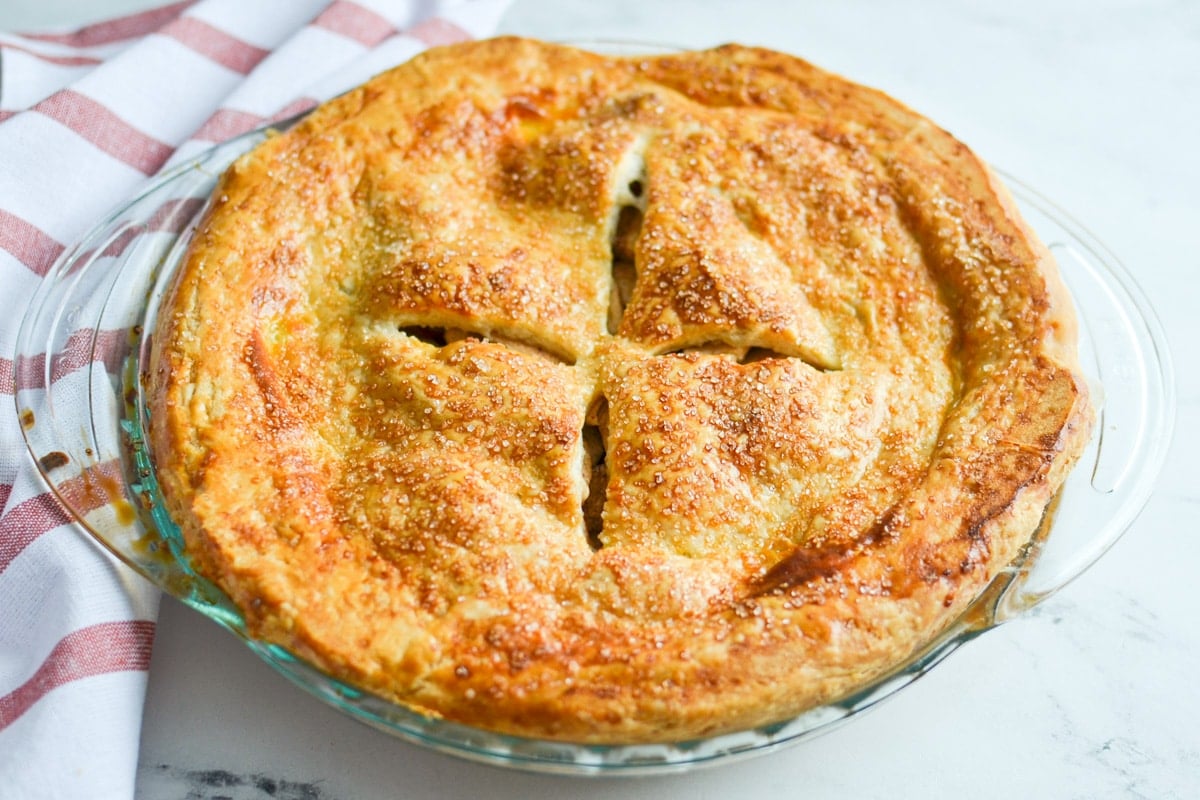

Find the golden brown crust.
xmin=148 ymin=37 xmax=1093 ymax=742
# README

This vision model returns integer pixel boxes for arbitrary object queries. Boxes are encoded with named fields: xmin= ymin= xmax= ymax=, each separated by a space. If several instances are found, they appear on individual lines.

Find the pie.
xmin=148 ymin=37 xmax=1094 ymax=743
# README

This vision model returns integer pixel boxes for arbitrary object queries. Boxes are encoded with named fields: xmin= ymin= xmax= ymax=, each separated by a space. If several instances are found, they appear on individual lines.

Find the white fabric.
xmin=0 ymin=2 xmax=510 ymax=796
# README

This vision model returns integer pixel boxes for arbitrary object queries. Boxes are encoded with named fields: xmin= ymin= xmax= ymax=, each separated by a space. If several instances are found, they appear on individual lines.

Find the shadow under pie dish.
xmin=145 ymin=37 xmax=1094 ymax=745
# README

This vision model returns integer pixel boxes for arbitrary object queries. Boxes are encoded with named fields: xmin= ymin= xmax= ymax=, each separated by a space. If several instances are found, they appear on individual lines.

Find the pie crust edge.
xmin=147 ymin=37 xmax=1095 ymax=743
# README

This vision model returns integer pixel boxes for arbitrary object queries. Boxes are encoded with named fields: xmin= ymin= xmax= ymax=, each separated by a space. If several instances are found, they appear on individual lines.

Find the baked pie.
xmin=148 ymin=37 xmax=1094 ymax=743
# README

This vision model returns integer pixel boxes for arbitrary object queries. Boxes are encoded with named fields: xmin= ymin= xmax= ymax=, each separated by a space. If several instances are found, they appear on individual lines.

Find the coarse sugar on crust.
xmin=149 ymin=37 xmax=1093 ymax=743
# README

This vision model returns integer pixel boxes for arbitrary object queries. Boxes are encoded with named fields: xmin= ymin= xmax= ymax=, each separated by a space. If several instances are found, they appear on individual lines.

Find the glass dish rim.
xmin=11 ymin=40 xmax=1177 ymax=775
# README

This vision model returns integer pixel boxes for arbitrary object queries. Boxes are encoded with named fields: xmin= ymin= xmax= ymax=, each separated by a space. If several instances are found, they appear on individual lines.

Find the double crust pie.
xmin=149 ymin=38 xmax=1093 ymax=742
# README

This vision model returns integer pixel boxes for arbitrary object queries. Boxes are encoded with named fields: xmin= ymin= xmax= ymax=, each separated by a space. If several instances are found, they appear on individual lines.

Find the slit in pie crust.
xmin=148 ymin=37 xmax=1094 ymax=743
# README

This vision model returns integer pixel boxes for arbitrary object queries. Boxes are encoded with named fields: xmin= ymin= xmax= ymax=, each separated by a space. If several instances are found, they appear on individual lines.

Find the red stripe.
xmin=143 ymin=195 xmax=205 ymax=233
xmin=0 ymin=111 xmax=14 ymax=124
xmin=313 ymin=0 xmax=396 ymax=47
xmin=49 ymin=326 xmax=127 ymax=384
xmin=2 ymin=196 xmax=205 ymax=396
xmin=194 ymin=97 xmax=323 ymax=143
xmin=192 ymin=108 xmax=266 ymax=142
xmin=407 ymin=17 xmax=471 ymax=47
xmin=0 ymin=483 xmax=11 ymax=512
xmin=160 ymin=16 xmax=270 ymax=75
xmin=20 ymin=1 xmax=195 ymax=48
xmin=0 ymin=460 xmax=123 ymax=575
xmin=8 ymin=328 xmax=128 ymax=397
xmin=0 ymin=620 xmax=155 ymax=731
xmin=35 ymin=89 xmax=174 ymax=175
xmin=0 ymin=41 xmax=102 ymax=67
xmin=0 ymin=494 xmax=76 ymax=573
xmin=270 ymin=96 xmax=319 ymax=124
xmin=84 ymin=196 xmax=206 ymax=265
xmin=0 ymin=209 xmax=65 ymax=276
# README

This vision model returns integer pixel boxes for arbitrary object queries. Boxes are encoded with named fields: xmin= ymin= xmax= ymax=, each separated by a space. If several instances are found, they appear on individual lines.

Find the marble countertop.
xmin=11 ymin=1 xmax=1199 ymax=797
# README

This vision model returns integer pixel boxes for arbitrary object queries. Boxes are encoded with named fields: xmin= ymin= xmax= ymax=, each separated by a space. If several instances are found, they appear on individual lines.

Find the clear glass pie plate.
xmin=14 ymin=71 xmax=1174 ymax=775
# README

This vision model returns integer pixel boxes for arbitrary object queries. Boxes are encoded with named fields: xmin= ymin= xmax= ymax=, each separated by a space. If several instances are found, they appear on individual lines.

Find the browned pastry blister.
xmin=148 ymin=37 xmax=1093 ymax=742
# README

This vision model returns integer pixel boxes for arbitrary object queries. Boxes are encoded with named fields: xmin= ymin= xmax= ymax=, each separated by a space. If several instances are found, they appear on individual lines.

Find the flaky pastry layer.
xmin=149 ymin=38 xmax=1093 ymax=743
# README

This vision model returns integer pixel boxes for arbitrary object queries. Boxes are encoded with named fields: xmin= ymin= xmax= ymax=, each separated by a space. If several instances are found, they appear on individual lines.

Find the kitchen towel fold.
xmin=0 ymin=1 xmax=509 ymax=796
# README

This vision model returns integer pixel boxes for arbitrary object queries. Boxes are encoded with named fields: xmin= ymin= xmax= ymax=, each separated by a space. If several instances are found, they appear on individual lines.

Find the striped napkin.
xmin=0 ymin=1 xmax=509 ymax=796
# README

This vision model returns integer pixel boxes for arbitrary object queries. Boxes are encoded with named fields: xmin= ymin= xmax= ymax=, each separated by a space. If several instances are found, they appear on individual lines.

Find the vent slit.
xmin=581 ymin=398 xmax=609 ymax=550
xmin=397 ymin=325 xmax=447 ymax=346
xmin=654 ymin=342 xmax=839 ymax=371
xmin=607 ymin=204 xmax=643 ymax=334
xmin=741 ymin=346 xmax=791 ymax=364
xmin=396 ymin=324 xmax=574 ymax=365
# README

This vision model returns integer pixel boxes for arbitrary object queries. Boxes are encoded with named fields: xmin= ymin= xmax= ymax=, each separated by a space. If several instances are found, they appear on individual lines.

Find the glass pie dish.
xmin=13 ymin=47 xmax=1174 ymax=775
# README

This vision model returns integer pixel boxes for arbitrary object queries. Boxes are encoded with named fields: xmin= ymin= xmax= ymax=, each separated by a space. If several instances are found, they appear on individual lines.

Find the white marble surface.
xmin=9 ymin=1 xmax=1200 ymax=797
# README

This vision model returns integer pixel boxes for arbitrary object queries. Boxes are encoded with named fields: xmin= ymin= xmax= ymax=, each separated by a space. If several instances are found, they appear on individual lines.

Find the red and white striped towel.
xmin=0 ymin=2 xmax=510 ymax=796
